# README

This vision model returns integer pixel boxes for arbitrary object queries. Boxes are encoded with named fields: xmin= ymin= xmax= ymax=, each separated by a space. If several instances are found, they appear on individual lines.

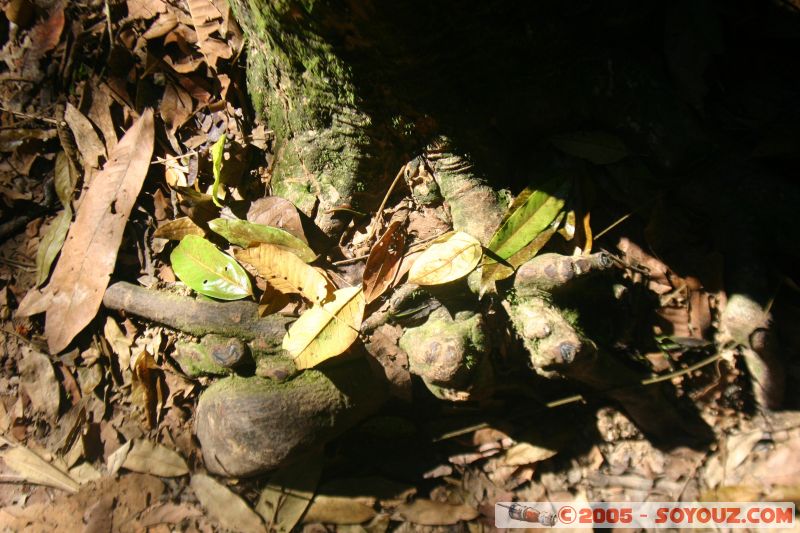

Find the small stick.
xmin=364 ymin=164 xmax=406 ymax=243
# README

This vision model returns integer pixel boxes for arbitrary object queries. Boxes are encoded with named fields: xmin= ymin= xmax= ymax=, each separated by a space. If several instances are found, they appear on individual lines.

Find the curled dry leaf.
xmin=247 ymin=196 xmax=307 ymax=242
xmin=43 ymin=109 xmax=155 ymax=354
xmin=153 ymin=217 xmax=205 ymax=240
xmin=64 ymin=103 xmax=106 ymax=169
xmin=363 ymin=221 xmax=406 ymax=303
xmin=0 ymin=445 xmax=80 ymax=493
xmin=209 ymin=218 xmax=315 ymax=262
xmin=171 ymin=235 xmax=252 ymax=300
xmin=192 ymin=473 xmax=264 ymax=533
xmin=120 ymin=439 xmax=189 ymax=477
xmin=282 ymin=285 xmax=365 ymax=370
xmin=235 ymin=243 xmax=331 ymax=304
xmin=408 ymin=231 xmax=482 ymax=286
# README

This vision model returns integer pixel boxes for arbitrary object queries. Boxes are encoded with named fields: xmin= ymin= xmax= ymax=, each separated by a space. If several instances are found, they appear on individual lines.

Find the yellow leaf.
xmin=236 ymin=244 xmax=332 ymax=304
xmin=282 ymin=286 xmax=365 ymax=369
xmin=408 ymin=232 xmax=482 ymax=286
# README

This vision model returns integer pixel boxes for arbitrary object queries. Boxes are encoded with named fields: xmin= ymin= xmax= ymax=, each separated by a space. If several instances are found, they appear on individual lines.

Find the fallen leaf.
xmin=408 ymin=232 xmax=482 ymax=286
xmin=153 ymin=217 xmax=205 ymax=240
xmin=256 ymin=454 xmax=322 ymax=533
xmin=482 ymin=177 xmax=569 ymax=286
xmin=138 ymin=502 xmax=204 ymax=528
xmin=127 ymin=0 xmax=166 ymax=19
xmin=258 ymin=282 xmax=291 ymax=316
xmin=64 ymin=103 xmax=106 ymax=169
xmin=130 ymin=348 xmax=163 ymax=429
xmin=502 ymin=442 xmax=558 ymax=466
xmin=68 ymin=462 xmax=102 ymax=484
xmin=550 ymin=131 xmax=629 ymax=165
xmin=247 ymin=196 xmax=307 ymax=242
xmin=186 ymin=0 xmax=229 ymax=68
xmin=34 ymin=207 xmax=71 ymax=286
xmin=161 ymin=83 xmax=194 ymax=134
xmin=210 ymin=134 xmax=225 ymax=206
xmin=15 ymin=288 xmax=53 ymax=317
xmin=18 ymin=347 xmax=60 ymax=418
xmin=282 ymin=286 xmax=365 ymax=369
xmin=192 ymin=473 xmax=264 ymax=533
xmin=210 ymin=218 xmax=316 ymax=262
xmin=363 ymin=221 xmax=406 ymax=303
xmin=302 ymin=495 xmax=376 ymax=525
xmin=1 ymin=445 xmax=79 ymax=493
xmin=43 ymin=109 xmax=155 ymax=354
xmin=393 ymin=500 xmax=478 ymax=525
xmin=143 ymin=11 xmax=179 ymax=40
xmin=121 ymin=439 xmax=189 ymax=477
xmin=54 ymin=151 xmax=78 ymax=206
xmin=106 ymin=440 xmax=132 ymax=475
xmin=171 ymin=234 xmax=253 ymax=300
xmin=236 ymin=243 xmax=331 ymax=303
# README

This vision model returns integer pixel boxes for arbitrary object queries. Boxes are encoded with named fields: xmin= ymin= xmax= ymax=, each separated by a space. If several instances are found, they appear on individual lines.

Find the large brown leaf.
xmin=362 ymin=221 xmax=405 ymax=303
xmin=44 ymin=109 xmax=155 ymax=353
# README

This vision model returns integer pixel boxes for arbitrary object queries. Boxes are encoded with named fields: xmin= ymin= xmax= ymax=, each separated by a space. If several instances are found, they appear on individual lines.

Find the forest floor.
xmin=1 ymin=0 xmax=800 ymax=531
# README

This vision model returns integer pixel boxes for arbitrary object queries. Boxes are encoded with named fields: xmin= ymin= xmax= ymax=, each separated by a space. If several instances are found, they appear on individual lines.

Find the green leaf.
xmin=208 ymin=218 xmax=317 ymax=262
xmin=210 ymin=134 xmax=226 ymax=207
xmin=170 ymin=235 xmax=252 ymax=300
xmin=35 ymin=207 xmax=72 ymax=287
xmin=550 ymin=131 xmax=628 ymax=165
xmin=485 ymin=178 xmax=570 ymax=264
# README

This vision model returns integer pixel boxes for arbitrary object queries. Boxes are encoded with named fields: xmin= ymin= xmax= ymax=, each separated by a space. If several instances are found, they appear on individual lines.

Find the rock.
xmin=195 ymin=357 xmax=386 ymax=476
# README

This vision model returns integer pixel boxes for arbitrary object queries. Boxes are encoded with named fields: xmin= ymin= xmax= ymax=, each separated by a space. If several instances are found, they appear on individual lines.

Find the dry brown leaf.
xmin=126 ymin=0 xmax=166 ymax=19
xmin=236 ymin=244 xmax=332 ymax=304
xmin=161 ymin=83 xmax=193 ymax=134
xmin=18 ymin=347 xmax=60 ymax=418
xmin=393 ymin=499 xmax=478 ymax=525
xmin=153 ymin=217 xmax=204 ymax=240
xmin=130 ymin=348 xmax=164 ymax=429
xmin=43 ymin=109 xmax=154 ymax=354
xmin=1 ymin=445 xmax=79 ymax=493
xmin=302 ymin=495 xmax=376 ymax=525
xmin=15 ymin=287 xmax=52 ymax=317
xmin=186 ymin=0 xmax=227 ymax=68
xmin=282 ymin=285 xmax=365 ymax=370
xmin=258 ymin=281 xmax=291 ymax=316
xmin=87 ymin=85 xmax=118 ymax=152
xmin=143 ymin=11 xmax=178 ymax=39
xmin=16 ymin=3 xmax=64 ymax=78
xmin=191 ymin=474 xmax=264 ymax=533
xmin=121 ymin=439 xmax=189 ymax=477
xmin=64 ymin=103 xmax=106 ymax=169
xmin=247 ymin=196 xmax=306 ymax=242
xmin=363 ymin=221 xmax=405 ymax=303
xmin=502 ymin=442 xmax=558 ymax=466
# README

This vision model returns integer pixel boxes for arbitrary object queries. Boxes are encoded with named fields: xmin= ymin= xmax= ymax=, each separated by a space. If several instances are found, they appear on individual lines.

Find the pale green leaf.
xmin=550 ymin=131 xmax=628 ymax=165
xmin=209 ymin=218 xmax=316 ymax=262
xmin=484 ymin=178 xmax=569 ymax=264
xmin=210 ymin=134 xmax=226 ymax=207
xmin=171 ymin=235 xmax=252 ymax=300
xmin=282 ymin=286 xmax=365 ymax=369
xmin=35 ymin=207 xmax=72 ymax=287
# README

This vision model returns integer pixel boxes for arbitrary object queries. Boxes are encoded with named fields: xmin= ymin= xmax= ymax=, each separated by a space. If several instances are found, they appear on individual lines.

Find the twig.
xmin=0 ymin=106 xmax=58 ymax=125
xmin=364 ymin=164 xmax=406 ymax=243
xmin=431 ymin=352 xmax=723 ymax=442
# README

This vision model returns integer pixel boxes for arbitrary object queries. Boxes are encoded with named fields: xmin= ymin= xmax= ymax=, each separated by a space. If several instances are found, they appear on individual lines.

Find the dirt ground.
xmin=1 ymin=0 xmax=800 ymax=531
